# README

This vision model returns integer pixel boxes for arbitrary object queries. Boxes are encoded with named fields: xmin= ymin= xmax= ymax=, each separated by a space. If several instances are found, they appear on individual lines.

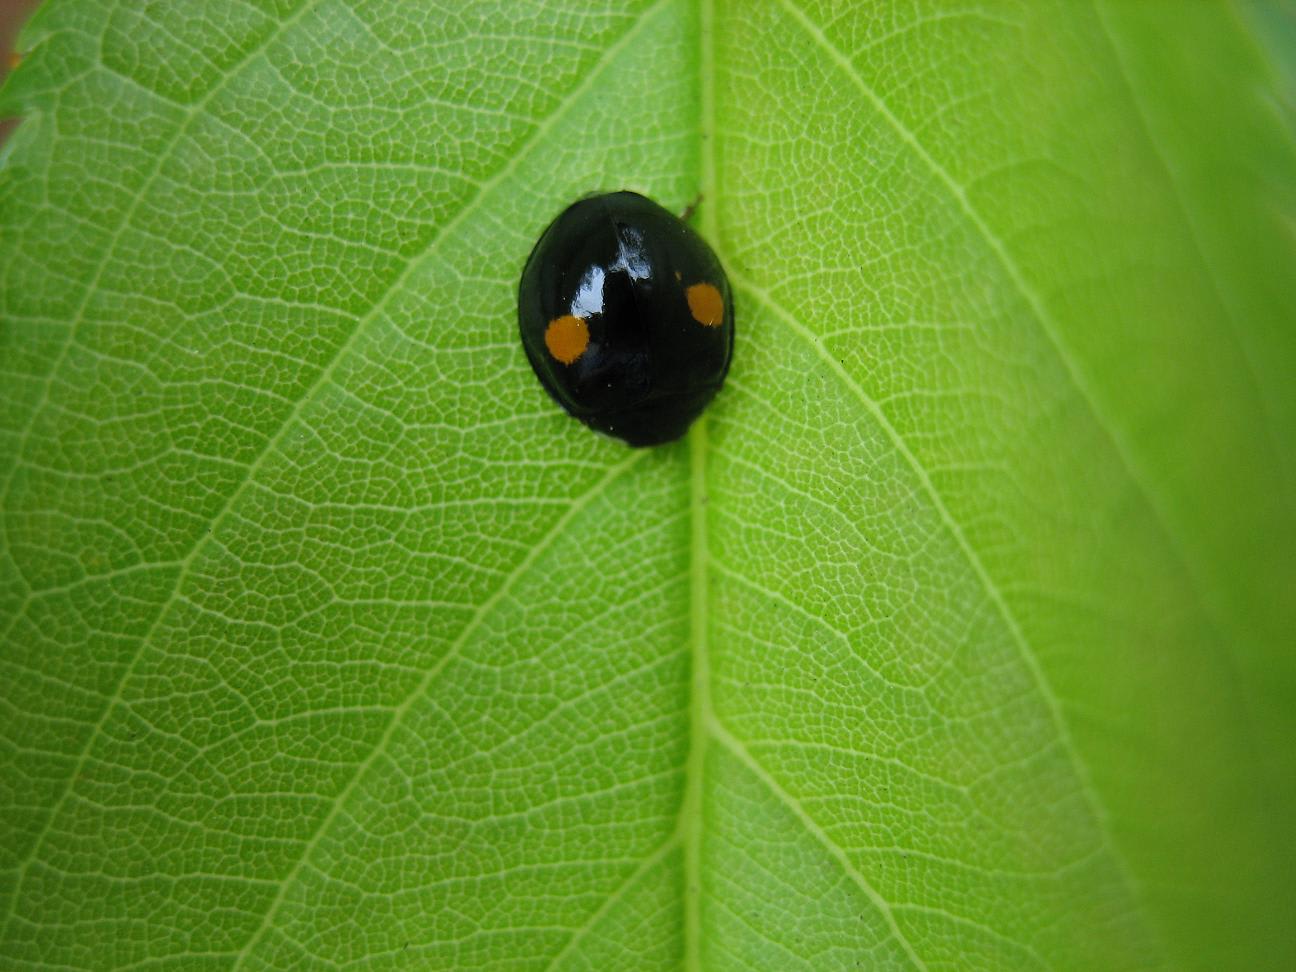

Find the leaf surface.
xmin=2 ymin=1 xmax=1294 ymax=969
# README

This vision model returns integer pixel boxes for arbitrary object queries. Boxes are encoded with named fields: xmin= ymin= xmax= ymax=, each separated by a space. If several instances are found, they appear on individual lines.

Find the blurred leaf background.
xmin=2 ymin=1 xmax=1294 ymax=969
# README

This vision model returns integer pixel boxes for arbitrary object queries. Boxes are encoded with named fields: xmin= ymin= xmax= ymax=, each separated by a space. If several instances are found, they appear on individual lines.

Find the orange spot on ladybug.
xmin=545 ymin=314 xmax=589 ymax=364
xmin=686 ymin=283 xmax=724 ymax=327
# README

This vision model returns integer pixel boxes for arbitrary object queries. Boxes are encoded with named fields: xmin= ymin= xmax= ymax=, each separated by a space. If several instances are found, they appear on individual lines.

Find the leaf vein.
xmin=708 ymin=718 xmax=930 ymax=972
xmin=771 ymin=0 xmax=1208 ymax=652
xmin=732 ymin=273 xmax=1154 ymax=937
xmin=228 ymin=450 xmax=645 ymax=968
xmin=0 ymin=0 xmax=670 ymax=943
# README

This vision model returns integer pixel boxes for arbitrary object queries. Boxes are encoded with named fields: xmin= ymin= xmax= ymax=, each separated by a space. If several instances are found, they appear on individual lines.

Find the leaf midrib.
xmin=679 ymin=1 xmax=717 ymax=967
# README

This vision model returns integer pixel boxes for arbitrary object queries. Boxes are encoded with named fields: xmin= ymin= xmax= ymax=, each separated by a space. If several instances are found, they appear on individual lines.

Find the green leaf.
xmin=2 ymin=1 xmax=1294 ymax=968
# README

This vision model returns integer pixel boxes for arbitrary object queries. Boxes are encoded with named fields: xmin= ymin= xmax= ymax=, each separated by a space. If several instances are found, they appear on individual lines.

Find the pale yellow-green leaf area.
xmin=2 ymin=1 xmax=1293 ymax=970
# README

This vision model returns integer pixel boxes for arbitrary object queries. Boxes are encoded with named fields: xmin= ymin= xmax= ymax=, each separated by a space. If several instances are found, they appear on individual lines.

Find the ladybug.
xmin=518 ymin=191 xmax=734 ymax=447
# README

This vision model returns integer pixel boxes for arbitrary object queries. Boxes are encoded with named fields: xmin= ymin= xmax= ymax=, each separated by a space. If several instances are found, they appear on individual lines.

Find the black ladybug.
xmin=518 ymin=191 xmax=734 ymax=447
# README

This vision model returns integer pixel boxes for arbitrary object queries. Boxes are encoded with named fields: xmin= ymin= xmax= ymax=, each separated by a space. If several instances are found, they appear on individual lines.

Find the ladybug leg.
xmin=679 ymin=193 xmax=699 ymax=225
